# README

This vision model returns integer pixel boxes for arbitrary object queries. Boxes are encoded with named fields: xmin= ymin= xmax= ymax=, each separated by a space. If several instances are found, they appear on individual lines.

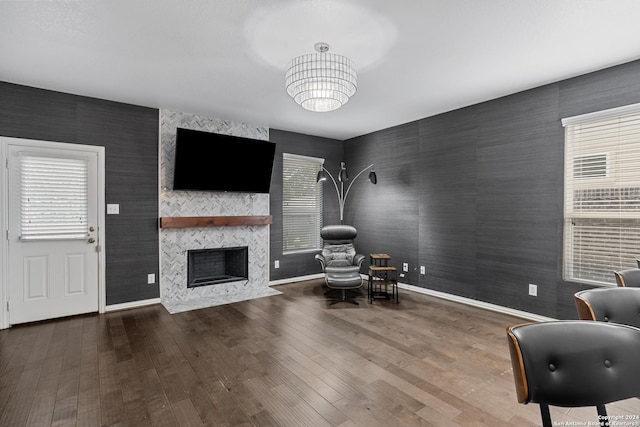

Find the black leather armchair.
xmin=507 ymin=321 xmax=640 ymax=427
xmin=315 ymin=225 xmax=365 ymax=305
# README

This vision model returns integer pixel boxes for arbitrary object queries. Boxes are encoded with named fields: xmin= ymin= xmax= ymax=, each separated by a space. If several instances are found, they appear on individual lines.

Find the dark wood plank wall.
xmin=344 ymin=59 xmax=640 ymax=319
xmin=0 ymin=82 xmax=159 ymax=305
xmin=268 ymin=129 xmax=343 ymax=281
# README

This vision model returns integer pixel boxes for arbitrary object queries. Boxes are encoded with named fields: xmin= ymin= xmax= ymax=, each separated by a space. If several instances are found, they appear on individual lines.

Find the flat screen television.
xmin=173 ymin=128 xmax=276 ymax=193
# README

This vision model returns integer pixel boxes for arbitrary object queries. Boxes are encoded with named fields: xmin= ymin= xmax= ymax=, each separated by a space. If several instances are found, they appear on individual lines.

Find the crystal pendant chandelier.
xmin=285 ymin=42 xmax=357 ymax=112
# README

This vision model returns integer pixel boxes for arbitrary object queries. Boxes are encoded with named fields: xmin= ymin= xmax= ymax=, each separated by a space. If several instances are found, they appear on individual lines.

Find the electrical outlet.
xmin=403 ymin=262 xmax=409 ymax=272
xmin=147 ymin=273 xmax=155 ymax=284
xmin=420 ymin=265 xmax=426 ymax=275
xmin=107 ymin=204 xmax=119 ymax=215
xmin=528 ymin=283 xmax=537 ymax=297
xmin=274 ymin=260 xmax=280 ymax=269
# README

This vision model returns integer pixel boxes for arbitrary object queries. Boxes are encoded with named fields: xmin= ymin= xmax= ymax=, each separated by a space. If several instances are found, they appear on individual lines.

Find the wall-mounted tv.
xmin=173 ymin=127 xmax=276 ymax=193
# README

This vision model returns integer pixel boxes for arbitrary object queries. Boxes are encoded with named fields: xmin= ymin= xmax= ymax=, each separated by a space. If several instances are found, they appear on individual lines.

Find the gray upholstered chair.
xmin=575 ymin=287 xmax=640 ymax=328
xmin=613 ymin=268 xmax=640 ymax=287
xmin=507 ymin=321 xmax=640 ymax=427
xmin=315 ymin=225 xmax=365 ymax=305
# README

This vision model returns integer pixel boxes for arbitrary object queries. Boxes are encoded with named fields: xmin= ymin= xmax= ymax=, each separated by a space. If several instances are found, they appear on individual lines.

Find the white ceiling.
xmin=2 ymin=0 xmax=640 ymax=140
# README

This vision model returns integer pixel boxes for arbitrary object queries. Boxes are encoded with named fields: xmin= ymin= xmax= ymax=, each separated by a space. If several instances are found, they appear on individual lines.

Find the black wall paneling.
xmin=472 ymin=84 xmax=562 ymax=317
xmin=340 ymin=59 xmax=640 ymax=319
xmin=268 ymin=129 xmax=343 ymax=281
xmin=418 ymin=107 xmax=478 ymax=301
xmin=553 ymin=60 xmax=640 ymax=317
xmin=344 ymin=123 xmax=420 ymax=284
xmin=0 ymin=82 xmax=159 ymax=305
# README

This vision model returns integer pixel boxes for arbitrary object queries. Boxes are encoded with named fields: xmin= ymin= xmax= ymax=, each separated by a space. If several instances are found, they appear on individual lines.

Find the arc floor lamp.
xmin=317 ymin=162 xmax=377 ymax=224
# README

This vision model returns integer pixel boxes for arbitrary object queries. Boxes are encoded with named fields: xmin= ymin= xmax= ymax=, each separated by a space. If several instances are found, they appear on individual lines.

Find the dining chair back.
xmin=575 ymin=287 xmax=640 ymax=328
xmin=507 ymin=320 xmax=640 ymax=427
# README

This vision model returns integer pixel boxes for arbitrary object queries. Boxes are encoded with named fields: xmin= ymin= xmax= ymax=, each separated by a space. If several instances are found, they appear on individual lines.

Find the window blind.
xmin=20 ymin=155 xmax=89 ymax=240
xmin=282 ymin=153 xmax=323 ymax=253
xmin=563 ymin=105 xmax=640 ymax=285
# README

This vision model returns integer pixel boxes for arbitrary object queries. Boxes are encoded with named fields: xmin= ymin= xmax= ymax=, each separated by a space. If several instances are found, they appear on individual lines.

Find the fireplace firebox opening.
xmin=187 ymin=246 xmax=248 ymax=288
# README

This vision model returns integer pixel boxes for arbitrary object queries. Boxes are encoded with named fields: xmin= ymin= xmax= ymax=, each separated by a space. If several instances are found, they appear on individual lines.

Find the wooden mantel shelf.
xmin=160 ymin=215 xmax=272 ymax=228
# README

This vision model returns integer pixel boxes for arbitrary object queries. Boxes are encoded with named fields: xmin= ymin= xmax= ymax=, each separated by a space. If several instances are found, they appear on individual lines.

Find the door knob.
xmin=88 ymin=237 xmax=96 ymax=244
xmin=89 ymin=226 xmax=95 ymax=232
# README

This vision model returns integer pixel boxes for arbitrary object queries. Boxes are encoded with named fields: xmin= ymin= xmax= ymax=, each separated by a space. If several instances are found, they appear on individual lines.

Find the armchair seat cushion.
xmin=325 ymin=265 xmax=360 ymax=275
xmin=324 ymin=271 xmax=363 ymax=288
xmin=325 ymin=265 xmax=362 ymax=288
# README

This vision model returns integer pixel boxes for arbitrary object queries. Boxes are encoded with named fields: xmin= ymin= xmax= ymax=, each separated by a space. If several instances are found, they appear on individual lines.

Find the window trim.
xmin=561 ymin=102 xmax=640 ymax=127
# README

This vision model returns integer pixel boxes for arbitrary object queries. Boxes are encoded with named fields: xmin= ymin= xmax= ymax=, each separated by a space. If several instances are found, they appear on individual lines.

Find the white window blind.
xmin=282 ymin=153 xmax=323 ymax=253
xmin=573 ymin=154 xmax=608 ymax=179
xmin=20 ymin=155 xmax=89 ymax=240
xmin=563 ymin=105 xmax=640 ymax=285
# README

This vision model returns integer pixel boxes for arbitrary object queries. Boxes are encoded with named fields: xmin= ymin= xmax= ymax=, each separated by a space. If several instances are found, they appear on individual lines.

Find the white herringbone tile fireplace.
xmin=159 ymin=110 xmax=280 ymax=314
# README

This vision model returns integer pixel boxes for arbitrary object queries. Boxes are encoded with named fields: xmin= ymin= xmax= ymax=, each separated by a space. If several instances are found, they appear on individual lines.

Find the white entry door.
xmin=7 ymin=142 xmax=101 ymax=325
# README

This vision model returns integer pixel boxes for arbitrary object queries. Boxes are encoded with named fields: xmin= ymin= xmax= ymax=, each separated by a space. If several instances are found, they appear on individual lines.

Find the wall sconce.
xmin=317 ymin=162 xmax=377 ymax=224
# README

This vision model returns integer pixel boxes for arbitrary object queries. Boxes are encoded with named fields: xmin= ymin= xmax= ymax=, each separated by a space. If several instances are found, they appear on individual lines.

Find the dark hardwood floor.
xmin=1 ymin=279 xmax=639 ymax=426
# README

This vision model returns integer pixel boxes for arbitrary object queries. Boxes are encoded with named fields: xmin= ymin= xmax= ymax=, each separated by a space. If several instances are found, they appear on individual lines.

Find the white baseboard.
xmin=104 ymin=279 xmax=554 ymax=322
xmin=273 ymin=274 xmax=555 ymax=322
xmin=104 ymin=298 xmax=162 ymax=313
xmin=270 ymin=273 xmax=324 ymax=286
xmin=398 ymin=283 xmax=555 ymax=322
